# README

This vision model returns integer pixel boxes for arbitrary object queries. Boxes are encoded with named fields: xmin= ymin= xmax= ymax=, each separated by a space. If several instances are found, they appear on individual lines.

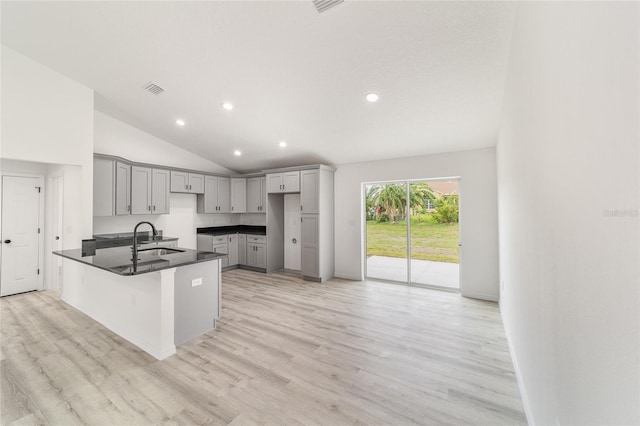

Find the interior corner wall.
xmin=334 ymin=147 xmax=499 ymax=301
xmin=1 ymin=45 xmax=94 ymax=240
xmin=496 ymin=2 xmax=640 ymax=424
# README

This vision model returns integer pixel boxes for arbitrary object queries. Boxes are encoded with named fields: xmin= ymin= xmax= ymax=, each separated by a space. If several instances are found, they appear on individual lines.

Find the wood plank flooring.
xmin=1 ymin=269 xmax=526 ymax=425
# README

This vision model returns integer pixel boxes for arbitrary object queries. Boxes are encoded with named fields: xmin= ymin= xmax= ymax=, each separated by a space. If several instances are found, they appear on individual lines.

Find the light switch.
xmin=192 ymin=278 xmax=203 ymax=287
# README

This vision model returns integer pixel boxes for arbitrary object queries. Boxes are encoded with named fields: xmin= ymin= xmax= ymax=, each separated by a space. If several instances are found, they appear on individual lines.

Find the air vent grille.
xmin=312 ymin=0 xmax=344 ymax=14
xmin=143 ymin=82 xmax=164 ymax=95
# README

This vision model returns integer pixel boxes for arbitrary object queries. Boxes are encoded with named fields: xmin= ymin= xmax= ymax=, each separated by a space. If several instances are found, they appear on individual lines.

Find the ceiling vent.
xmin=143 ymin=82 xmax=165 ymax=95
xmin=312 ymin=0 xmax=344 ymax=14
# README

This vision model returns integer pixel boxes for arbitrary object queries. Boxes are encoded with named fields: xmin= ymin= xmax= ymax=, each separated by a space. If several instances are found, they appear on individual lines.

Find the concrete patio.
xmin=366 ymin=255 xmax=459 ymax=289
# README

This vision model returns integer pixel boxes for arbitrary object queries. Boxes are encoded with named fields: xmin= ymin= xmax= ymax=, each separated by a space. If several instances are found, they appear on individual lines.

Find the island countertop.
xmin=53 ymin=245 xmax=226 ymax=276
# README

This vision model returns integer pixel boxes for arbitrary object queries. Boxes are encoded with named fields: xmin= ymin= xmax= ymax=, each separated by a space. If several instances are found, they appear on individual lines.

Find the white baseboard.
xmin=501 ymin=308 xmax=534 ymax=425
xmin=461 ymin=290 xmax=499 ymax=302
xmin=333 ymin=273 xmax=362 ymax=281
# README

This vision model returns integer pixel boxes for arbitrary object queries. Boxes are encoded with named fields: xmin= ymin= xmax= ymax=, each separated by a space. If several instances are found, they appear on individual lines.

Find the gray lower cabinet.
xmin=228 ymin=234 xmax=239 ymax=266
xmin=246 ymin=235 xmax=267 ymax=269
xmin=238 ymin=234 xmax=247 ymax=265
xmin=198 ymin=233 xmax=266 ymax=271
xmin=301 ymin=214 xmax=319 ymax=278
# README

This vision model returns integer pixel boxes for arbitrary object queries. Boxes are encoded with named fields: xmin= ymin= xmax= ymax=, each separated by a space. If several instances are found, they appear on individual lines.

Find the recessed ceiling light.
xmin=222 ymin=102 xmax=234 ymax=111
xmin=278 ymin=141 xmax=287 ymax=148
xmin=365 ymin=93 xmax=379 ymax=103
xmin=176 ymin=119 xmax=185 ymax=126
xmin=233 ymin=150 xmax=242 ymax=156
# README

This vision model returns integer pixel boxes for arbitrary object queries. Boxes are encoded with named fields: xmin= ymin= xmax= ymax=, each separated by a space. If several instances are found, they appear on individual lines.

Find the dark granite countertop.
xmin=197 ymin=225 xmax=266 ymax=236
xmin=53 ymin=245 xmax=226 ymax=276
xmin=93 ymin=232 xmax=179 ymax=249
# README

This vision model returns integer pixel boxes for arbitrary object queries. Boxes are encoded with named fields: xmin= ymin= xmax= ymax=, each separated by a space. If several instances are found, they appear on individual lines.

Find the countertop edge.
xmin=53 ymin=249 xmax=226 ymax=276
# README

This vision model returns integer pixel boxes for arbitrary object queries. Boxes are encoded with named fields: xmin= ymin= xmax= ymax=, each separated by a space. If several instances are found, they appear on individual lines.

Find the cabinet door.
xmin=217 ymin=177 xmax=231 ymax=213
xmin=300 ymin=170 xmax=319 ymax=214
xmin=202 ymin=176 xmax=218 ymax=213
xmin=115 ymin=161 xmax=131 ymax=215
xmin=189 ymin=173 xmax=205 ymax=194
xmin=94 ymin=158 xmax=115 ymax=216
xmin=228 ymin=234 xmax=238 ymax=266
xmin=246 ymin=243 xmax=256 ymax=267
xmin=301 ymin=214 xmax=319 ymax=277
xmin=246 ymin=177 xmax=261 ymax=213
xmin=238 ymin=234 xmax=247 ymax=265
xmin=152 ymin=169 xmax=170 ymax=214
xmin=131 ymin=166 xmax=152 ymax=214
xmin=170 ymin=171 xmax=189 ymax=193
xmin=283 ymin=171 xmax=300 ymax=192
xmin=255 ymin=244 xmax=267 ymax=269
xmin=267 ymin=173 xmax=283 ymax=193
xmin=212 ymin=243 xmax=229 ymax=268
xmin=230 ymin=178 xmax=247 ymax=213
xmin=260 ymin=176 xmax=267 ymax=212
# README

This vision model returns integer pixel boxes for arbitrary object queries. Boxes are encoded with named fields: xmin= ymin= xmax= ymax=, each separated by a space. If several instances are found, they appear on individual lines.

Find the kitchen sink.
xmin=137 ymin=247 xmax=185 ymax=256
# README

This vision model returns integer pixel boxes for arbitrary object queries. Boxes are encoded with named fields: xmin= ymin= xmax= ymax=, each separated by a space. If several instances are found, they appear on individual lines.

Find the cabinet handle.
xmin=189 ymin=184 xmax=192 ymax=190
xmin=300 ymin=205 xmax=303 ymax=211
xmin=148 ymin=205 xmax=151 ymax=211
xmin=127 ymin=205 xmax=131 ymax=212
xmin=153 ymin=205 xmax=156 ymax=211
xmin=185 ymin=184 xmax=188 ymax=190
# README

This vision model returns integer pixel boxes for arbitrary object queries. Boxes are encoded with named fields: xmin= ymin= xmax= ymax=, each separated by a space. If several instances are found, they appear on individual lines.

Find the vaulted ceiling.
xmin=1 ymin=1 xmax=516 ymax=173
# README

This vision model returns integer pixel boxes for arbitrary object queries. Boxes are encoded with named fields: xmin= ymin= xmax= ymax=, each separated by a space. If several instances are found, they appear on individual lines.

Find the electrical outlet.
xmin=192 ymin=278 xmax=202 ymax=287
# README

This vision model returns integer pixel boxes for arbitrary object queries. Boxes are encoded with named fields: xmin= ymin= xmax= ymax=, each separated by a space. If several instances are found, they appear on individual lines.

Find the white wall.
xmin=496 ymin=2 xmax=639 ymax=424
xmin=93 ymin=111 xmax=265 ymax=248
xmin=94 ymin=111 xmax=233 ymax=174
xmin=334 ymin=147 xmax=499 ymax=300
xmin=1 ymin=45 xmax=94 ymax=239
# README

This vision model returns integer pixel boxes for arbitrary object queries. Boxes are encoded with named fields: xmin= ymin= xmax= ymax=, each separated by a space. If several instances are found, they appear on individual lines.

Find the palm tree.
xmin=367 ymin=182 xmax=436 ymax=222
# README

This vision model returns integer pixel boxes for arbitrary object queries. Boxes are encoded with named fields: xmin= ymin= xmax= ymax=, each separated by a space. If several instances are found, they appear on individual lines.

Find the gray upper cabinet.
xmin=300 ymin=170 xmax=319 ymax=214
xmin=247 ymin=176 xmax=266 ymax=213
xmin=170 ymin=171 xmax=205 ymax=194
xmin=267 ymin=171 xmax=300 ymax=193
xmin=189 ymin=174 xmax=205 ymax=194
xmin=131 ymin=166 xmax=169 ymax=215
xmin=94 ymin=158 xmax=115 ymax=216
xmin=131 ymin=166 xmax=152 ymax=214
xmin=115 ymin=161 xmax=131 ymax=215
xmin=151 ymin=169 xmax=170 ymax=214
xmin=230 ymin=178 xmax=247 ymax=213
xmin=198 ymin=175 xmax=230 ymax=213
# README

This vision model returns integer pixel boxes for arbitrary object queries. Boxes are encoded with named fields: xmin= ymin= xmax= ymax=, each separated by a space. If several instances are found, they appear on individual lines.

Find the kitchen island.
xmin=54 ymin=245 xmax=226 ymax=360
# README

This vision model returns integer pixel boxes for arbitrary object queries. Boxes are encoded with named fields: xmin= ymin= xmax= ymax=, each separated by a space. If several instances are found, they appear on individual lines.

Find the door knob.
xmin=55 ymin=236 xmax=60 ymax=240
xmin=4 ymin=240 xmax=11 ymax=244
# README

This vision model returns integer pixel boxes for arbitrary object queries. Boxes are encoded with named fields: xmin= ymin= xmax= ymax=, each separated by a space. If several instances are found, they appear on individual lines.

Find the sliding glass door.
xmin=365 ymin=179 xmax=460 ymax=290
xmin=364 ymin=183 xmax=408 ymax=283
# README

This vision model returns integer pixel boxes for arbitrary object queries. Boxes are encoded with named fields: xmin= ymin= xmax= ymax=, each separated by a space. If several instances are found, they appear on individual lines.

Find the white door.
xmin=284 ymin=194 xmax=301 ymax=271
xmin=1 ymin=176 xmax=41 ymax=296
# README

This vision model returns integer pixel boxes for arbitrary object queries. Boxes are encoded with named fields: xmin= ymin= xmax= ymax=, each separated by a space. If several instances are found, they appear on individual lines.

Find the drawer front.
xmin=212 ymin=235 xmax=227 ymax=244
xmin=247 ymin=235 xmax=266 ymax=244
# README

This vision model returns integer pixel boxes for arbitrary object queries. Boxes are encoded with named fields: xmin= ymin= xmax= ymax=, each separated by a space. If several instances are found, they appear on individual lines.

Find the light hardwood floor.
xmin=1 ymin=269 xmax=526 ymax=425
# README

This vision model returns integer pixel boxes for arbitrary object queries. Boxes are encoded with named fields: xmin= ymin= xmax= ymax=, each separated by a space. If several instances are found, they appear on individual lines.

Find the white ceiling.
xmin=1 ymin=1 xmax=516 ymax=173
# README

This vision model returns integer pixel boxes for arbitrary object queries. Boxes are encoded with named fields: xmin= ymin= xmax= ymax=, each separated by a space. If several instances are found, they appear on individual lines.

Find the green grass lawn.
xmin=366 ymin=216 xmax=459 ymax=263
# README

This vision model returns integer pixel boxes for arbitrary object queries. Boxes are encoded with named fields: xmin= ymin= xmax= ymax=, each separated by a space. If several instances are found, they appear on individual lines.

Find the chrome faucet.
xmin=132 ymin=221 xmax=158 ymax=260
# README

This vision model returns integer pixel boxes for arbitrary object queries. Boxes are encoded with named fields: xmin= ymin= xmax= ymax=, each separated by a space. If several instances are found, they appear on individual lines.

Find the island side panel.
xmin=59 ymin=258 xmax=177 ymax=360
xmin=174 ymin=259 xmax=220 ymax=346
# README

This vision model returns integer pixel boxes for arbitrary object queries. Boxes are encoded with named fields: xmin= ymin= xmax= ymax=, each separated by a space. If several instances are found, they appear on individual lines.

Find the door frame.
xmin=362 ymin=177 xmax=461 ymax=292
xmin=0 ymin=172 xmax=46 ymax=292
